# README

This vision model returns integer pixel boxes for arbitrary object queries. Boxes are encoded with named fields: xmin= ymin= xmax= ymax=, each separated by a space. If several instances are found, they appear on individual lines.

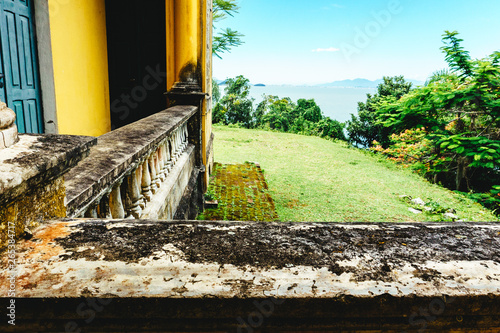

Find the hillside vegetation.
xmin=212 ymin=125 xmax=498 ymax=222
xmin=214 ymin=31 xmax=500 ymax=217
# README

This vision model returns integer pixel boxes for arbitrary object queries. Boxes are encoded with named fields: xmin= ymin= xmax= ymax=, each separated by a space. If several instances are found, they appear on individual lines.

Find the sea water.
xmin=243 ymin=85 xmax=377 ymax=123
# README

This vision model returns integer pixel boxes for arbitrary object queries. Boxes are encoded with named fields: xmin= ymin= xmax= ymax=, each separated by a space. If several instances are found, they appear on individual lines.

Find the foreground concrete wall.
xmin=1 ymin=220 xmax=499 ymax=332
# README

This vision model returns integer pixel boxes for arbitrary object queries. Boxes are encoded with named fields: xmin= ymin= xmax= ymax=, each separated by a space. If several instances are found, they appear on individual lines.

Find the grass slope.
xmin=212 ymin=125 xmax=498 ymax=222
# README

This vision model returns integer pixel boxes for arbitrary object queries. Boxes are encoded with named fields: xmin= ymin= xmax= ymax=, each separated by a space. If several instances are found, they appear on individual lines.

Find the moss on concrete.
xmin=198 ymin=162 xmax=279 ymax=221
xmin=0 ymin=177 xmax=66 ymax=250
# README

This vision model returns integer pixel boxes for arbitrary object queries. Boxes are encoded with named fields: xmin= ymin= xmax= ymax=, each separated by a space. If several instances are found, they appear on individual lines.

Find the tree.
xmin=346 ymin=76 xmax=413 ymax=148
xmin=376 ymin=31 xmax=500 ymax=198
xmin=214 ymin=76 xmax=346 ymax=141
xmin=314 ymin=117 xmax=346 ymax=141
xmin=256 ymin=96 xmax=346 ymax=140
xmin=214 ymin=75 xmax=254 ymax=128
xmin=294 ymin=99 xmax=323 ymax=123
xmin=212 ymin=0 xmax=244 ymax=59
xmin=212 ymin=79 xmax=221 ymax=105
xmin=260 ymin=96 xmax=295 ymax=132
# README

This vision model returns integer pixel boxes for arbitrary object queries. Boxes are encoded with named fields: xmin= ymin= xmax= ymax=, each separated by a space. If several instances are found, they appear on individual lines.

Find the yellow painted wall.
xmin=48 ymin=0 xmax=111 ymax=136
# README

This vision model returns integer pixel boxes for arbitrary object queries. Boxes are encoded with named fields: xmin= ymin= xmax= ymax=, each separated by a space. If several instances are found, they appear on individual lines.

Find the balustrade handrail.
xmin=65 ymin=105 xmax=199 ymax=219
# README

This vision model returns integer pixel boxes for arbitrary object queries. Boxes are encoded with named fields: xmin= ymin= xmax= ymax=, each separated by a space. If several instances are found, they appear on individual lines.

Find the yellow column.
xmin=174 ymin=0 xmax=199 ymax=82
xmin=168 ymin=0 xmax=213 ymax=189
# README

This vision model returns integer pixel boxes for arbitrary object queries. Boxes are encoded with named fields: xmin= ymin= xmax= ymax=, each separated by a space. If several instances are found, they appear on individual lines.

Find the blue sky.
xmin=213 ymin=0 xmax=500 ymax=85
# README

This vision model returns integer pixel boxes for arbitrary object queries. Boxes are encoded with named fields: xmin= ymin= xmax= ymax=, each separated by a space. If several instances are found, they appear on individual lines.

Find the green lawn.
xmin=211 ymin=125 xmax=498 ymax=222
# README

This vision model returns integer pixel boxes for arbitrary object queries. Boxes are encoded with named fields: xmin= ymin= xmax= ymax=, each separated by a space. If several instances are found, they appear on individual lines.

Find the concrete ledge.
xmin=64 ymin=106 xmax=197 ymax=216
xmin=0 ymin=134 xmax=96 ymax=206
xmin=1 ymin=221 xmax=499 ymax=331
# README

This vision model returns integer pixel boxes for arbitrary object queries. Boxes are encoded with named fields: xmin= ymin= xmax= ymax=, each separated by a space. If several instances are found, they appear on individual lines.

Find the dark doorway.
xmin=105 ymin=0 xmax=167 ymax=130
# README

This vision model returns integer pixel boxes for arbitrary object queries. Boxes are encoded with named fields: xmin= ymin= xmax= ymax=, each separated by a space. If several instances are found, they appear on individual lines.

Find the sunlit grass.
xmin=212 ymin=125 xmax=498 ymax=222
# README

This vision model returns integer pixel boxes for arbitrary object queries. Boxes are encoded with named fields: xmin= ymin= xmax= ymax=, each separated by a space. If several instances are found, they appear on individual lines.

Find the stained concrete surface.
xmin=1 ymin=220 xmax=499 ymax=331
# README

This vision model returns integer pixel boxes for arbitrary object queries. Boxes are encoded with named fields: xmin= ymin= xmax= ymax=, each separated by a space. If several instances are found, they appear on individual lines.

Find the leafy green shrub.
xmin=460 ymin=186 xmax=500 ymax=216
xmin=369 ymin=31 xmax=500 ymax=215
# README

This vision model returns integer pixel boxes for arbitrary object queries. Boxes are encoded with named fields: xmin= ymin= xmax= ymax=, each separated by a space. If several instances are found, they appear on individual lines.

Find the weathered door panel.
xmin=0 ymin=0 xmax=43 ymax=133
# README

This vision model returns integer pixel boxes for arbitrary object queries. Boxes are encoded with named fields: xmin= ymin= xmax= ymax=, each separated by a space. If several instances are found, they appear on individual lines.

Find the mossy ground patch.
xmin=198 ymin=162 xmax=279 ymax=221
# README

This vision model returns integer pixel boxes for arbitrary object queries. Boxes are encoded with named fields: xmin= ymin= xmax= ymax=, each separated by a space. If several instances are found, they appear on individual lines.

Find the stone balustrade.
xmin=65 ymin=105 xmax=202 ymax=221
xmin=82 ymin=122 xmax=189 ymax=219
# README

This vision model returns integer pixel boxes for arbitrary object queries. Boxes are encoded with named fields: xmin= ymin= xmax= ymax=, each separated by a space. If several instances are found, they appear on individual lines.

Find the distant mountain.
xmin=213 ymin=78 xmax=228 ymax=85
xmin=317 ymin=78 xmax=382 ymax=88
xmin=254 ymin=83 xmax=266 ymax=87
xmin=317 ymin=78 xmax=424 ymax=88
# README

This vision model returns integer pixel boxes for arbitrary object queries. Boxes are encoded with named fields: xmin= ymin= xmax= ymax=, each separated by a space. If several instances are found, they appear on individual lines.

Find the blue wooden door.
xmin=0 ymin=0 xmax=43 ymax=133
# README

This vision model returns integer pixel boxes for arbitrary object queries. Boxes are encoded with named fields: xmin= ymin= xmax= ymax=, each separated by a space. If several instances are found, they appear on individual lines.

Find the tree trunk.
xmin=456 ymin=157 xmax=469 ymax=192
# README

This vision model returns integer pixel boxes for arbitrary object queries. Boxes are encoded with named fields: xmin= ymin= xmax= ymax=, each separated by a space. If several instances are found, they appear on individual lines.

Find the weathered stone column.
xmin=0 ymin=101 xmax=19 ymax=149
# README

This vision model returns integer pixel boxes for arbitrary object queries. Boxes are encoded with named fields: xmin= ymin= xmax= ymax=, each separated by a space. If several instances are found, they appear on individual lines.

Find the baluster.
xmin=109 ymin=181 xmax=125 ymax=219
xmin=175 ymin=129 xmax=182 ymax=159
xmin=171 ymin=130 xmax=177 ymax=161
xmin=182 ymin=123 xmax=188 ymax=150
xmin=157 ymin=145 xmax=166 ymax=182
xmin=138 ymin=175 xmax=146 ymax=209
xmin=177 ymin=127 xmax=184 ymax=151
xmin=149 ymin=154 xmax=159 ymax=194
xmin=160 ymin=142 xmax=169 ymax=176
xmin=154 ymin=150 xmax=162 ymax=188
xmin=180 ymin=126 xmax=186 ymax=151
xmin=169 ymin=135 xmax=177 ymax=164
xmin=127 ymin=166 xmax=143 ymax=218
xmin=141 ymin=159 xmax=152 ymax=202
xmin=179 ymin=128 xmax=184 ymax=154
xmin=123 ymin=190 xmax=134 ymax=219
xmin=165 ymin=140 xmax=172 ymax=172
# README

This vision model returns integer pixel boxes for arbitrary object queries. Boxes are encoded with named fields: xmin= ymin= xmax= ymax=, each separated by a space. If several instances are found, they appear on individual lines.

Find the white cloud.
xmin=322 ymin=3 xmax=345 ymax=10
xmin=312 ymin=47 xmax=340 ymax=52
